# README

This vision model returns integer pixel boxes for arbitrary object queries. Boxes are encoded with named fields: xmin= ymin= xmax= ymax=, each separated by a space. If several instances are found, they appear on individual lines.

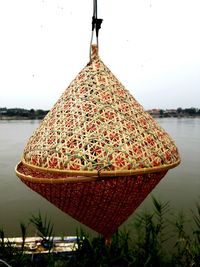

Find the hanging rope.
xmin=90 ymin=0 xmax=103 ymax=61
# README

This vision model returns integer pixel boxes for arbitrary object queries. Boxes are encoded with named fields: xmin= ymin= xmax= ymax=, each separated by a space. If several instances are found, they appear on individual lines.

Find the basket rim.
xmin=15 ymin=161 xmax=172 ymax=184
xmin=18 ymin=157 xmax=181 ymax=180
xmin=15 ymin=162 xmax=103 ymax=183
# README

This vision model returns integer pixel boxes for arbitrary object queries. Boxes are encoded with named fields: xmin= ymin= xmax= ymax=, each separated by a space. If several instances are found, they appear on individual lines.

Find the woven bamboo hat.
xmin=15 ymin=45 xmax=180 ymax=238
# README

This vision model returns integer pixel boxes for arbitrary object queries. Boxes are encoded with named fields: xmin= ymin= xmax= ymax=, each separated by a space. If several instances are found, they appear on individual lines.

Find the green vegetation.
xmin=149 ymin=107 xmax=200 ymax=118
xmin=1 ymin=198 xmax=200 ymax=266
xmin=0 ymin=107 xmax=200 ymax=120
xmin=0 ymin=108 xmax=49 ymax=119
xmin=160 ymin=107 xmax=200 ymax=117
xmin=30 ymin=212 xmax=54 ymax=251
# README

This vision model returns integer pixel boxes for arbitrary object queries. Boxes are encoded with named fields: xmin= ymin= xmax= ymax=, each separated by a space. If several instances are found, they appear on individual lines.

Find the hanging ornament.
xmin=15 ymin=0 xmax=180 ymax=240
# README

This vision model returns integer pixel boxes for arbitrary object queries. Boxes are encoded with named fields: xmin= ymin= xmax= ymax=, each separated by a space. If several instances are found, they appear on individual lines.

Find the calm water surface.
xmin=0 ymin=118 xmax=200 ymax=236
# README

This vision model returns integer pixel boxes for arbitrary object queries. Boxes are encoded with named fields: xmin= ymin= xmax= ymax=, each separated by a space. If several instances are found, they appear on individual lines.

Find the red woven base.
xmin=20 ymin=171 xmax=167 ymax=238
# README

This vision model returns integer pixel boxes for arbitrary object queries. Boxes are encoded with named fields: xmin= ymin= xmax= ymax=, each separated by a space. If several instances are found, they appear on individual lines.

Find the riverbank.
xmin=0 ymin=116 xmax=40 ymax=120
xmin=1 ymin=114 xmax=200 ymax=120
xmin=1 ymin=107 xmax=200 ymax=120
xmin=0 ymin=116 xmax=45 ymax=120
xmin=0 ymin=108 xmax=48 ymax=120
xmin=1 ymin=198 xmax=200 ymax=267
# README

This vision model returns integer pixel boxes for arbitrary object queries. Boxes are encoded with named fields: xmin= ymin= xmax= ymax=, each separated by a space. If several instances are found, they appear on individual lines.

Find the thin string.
xmin=93 ymin=0 xmax=97 ymax=18
xmin=89 ymin=0 xmax=103 ymax=61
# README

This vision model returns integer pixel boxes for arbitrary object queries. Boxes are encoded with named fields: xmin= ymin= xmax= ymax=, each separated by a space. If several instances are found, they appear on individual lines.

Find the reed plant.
xmin=1 ymin=197 xmax=200 ymax=266
xmin=30 ymin=211 xmax=54 ymax=251
xmin=0 ymin=223 xmax=31 ymax=267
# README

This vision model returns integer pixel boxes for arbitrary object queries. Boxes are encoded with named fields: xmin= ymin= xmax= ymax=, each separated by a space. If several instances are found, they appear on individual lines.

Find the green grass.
xmin=1 ymin=197 xmax=200 ymax=266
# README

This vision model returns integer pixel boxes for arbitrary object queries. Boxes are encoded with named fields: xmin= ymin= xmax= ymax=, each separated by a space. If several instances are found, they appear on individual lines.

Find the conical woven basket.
xmin=16 ymin=45 xmax=180 ymax=238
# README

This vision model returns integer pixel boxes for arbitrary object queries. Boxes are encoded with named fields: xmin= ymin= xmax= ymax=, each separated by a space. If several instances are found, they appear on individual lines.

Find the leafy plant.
xmin=191 ymin=203 xmax=200 ymax=266
xmin=131 ymin=196 xmax=171 ymax=266
xmin=20 ymin=222 xmax=28 ymax=254
xmin=2 ymin=198 xmax=200 ymax=266
xmin=0 ymin=228 xmax=5 ymax=254
xmin=30 ymin=211 xmax=54 ymax=251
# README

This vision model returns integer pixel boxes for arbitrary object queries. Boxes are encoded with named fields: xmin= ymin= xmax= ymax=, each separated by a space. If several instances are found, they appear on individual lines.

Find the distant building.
xmin=147 ymin=109 xmax=161 ymax=117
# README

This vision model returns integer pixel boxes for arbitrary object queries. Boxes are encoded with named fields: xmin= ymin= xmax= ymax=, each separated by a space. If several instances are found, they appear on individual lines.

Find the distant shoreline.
xmin=0 ymin=107 xmax=200 ymax=120
xmin=0 ymin=116 xmax=45 ymax=120
xmin=1 ymin=115 xmax=200 ymax=121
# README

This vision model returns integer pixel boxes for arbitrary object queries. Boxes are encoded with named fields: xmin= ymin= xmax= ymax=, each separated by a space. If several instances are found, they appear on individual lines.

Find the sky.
xmin=0 ymin=0 xmax=199 ymax=110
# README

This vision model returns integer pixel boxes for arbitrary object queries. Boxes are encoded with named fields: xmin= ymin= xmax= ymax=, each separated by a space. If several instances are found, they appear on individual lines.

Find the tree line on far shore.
xmin=145 ymin=107 xmax=200 ymax=117
xmin=0 ymin=108 xmax=49 ymax=119
xmin=0 ymin=107 xmax=200 ymax=119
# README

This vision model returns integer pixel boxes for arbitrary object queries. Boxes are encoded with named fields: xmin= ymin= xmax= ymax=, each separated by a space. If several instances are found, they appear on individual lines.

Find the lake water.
xmin=0 ymin=118 xmax=200 ymax=237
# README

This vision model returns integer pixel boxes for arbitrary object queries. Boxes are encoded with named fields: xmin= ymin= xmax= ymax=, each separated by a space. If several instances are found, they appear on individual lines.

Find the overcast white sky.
xmin=0 ymin=0 xmax=199 ymax=110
